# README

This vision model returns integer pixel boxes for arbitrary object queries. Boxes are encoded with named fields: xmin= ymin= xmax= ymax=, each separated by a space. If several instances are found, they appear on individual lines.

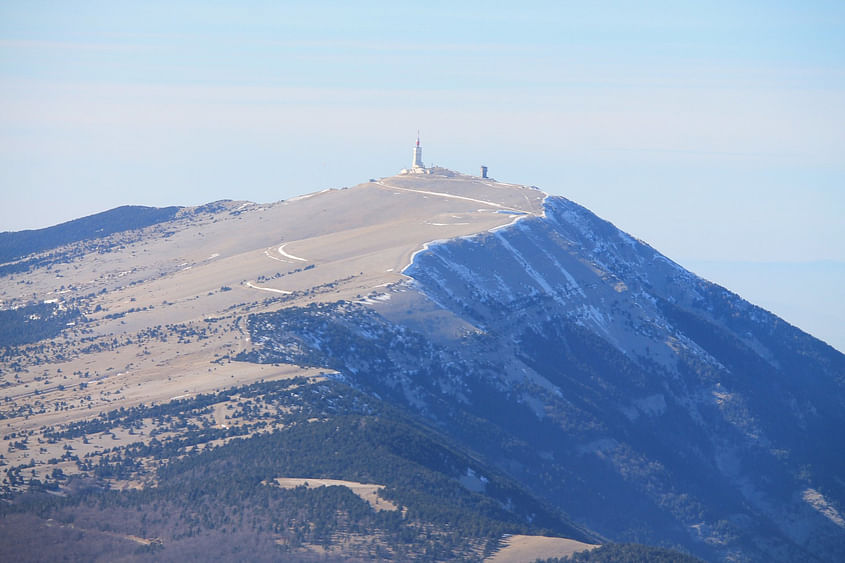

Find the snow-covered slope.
xmin=247 ymin=192 xmax=845 ymax=561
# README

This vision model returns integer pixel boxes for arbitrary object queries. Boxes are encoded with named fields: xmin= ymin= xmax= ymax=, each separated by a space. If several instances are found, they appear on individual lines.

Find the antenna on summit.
xmin=400 ymin=131 xmax=431 ymax=175
xmin=412 ymin=131 xmax=425 ymax=170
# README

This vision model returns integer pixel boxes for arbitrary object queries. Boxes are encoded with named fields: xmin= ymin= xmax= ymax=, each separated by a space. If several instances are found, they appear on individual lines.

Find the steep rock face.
xmin=405 ymin=196 xmax=845 ymax=560
xmin=244 ymin=195 xmax=845 ymax=561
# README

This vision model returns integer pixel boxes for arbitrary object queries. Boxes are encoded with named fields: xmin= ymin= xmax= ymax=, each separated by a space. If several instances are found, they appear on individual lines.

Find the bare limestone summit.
xmin=399 ymin=133 xmax=485 ymax=179
xmin=0 ymin=145 xmax=843 ymax=562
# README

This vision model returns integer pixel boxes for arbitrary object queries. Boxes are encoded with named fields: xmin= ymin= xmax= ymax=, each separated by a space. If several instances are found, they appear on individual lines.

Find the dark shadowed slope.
xmin=244 ymin=194 xmax=845 ymax=561
xmin=0 ymin=205 xmax=182 ymax=263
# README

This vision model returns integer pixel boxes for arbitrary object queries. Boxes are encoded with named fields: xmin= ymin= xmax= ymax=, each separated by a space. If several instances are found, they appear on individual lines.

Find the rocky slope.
xmin=243 ymin=181 xmax=845 ymax=561
xmin=1 ymin=169 xmax=843 ymax=561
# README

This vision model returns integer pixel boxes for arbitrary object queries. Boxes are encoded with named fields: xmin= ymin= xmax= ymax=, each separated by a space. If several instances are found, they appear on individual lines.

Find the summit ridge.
xmin=0 ymin=170 xmax=842 ymax=562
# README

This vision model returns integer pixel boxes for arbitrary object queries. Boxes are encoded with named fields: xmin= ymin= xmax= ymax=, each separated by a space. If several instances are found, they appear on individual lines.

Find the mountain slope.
xmin=1 ymin=170 xmax=843 ymax=561
xmin=403 ymin=196 xmax=845 ymax=560
xmin=0 ymin=205 xmax=182 ymax=264
xmin=1 ymin=377 xmax=597 ymax=562
xmin=241 ymin=188 xmax=845 ymax=561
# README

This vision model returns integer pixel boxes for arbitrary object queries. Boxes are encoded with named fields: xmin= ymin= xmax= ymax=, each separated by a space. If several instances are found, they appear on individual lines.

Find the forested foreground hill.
xmin=538 ymin=542 xmax=706 ymax=562
xmin=0 ymin=377 xmax=599 ymax=562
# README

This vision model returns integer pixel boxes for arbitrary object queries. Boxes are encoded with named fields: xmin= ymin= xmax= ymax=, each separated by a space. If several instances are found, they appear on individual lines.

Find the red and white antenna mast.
xmin=412 ymin=131 xmax=424 ymax=169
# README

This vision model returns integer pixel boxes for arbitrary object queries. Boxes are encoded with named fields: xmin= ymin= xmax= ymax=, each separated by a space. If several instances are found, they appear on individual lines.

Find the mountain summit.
xmin=1 ymin=169 xmax=843 ymax=561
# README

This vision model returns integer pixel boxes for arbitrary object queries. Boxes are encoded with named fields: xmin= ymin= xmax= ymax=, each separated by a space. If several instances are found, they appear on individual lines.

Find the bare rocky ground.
xmin=4 ymin=167 xmax=843 ymax=563
xmin=0 ymin=172 xmax=542 ymax=476
xmin=2 ymin=171 xmax=592 ymax=561
xmin=486 ymin=535 xmax=599 ymax=563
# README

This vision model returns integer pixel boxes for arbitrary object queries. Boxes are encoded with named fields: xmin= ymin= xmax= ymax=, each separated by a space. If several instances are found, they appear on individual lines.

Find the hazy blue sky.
xmin=1 ymin=2 xmax=843 ymax=349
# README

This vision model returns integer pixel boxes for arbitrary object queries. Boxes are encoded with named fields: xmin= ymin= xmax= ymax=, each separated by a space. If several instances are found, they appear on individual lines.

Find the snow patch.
xmin=488 ymin=213 xmax=530 ymax=233
xmin=357 ymin=293 xmax=392 ymax=305
xmin=278 ymin=244 xmax=308 ymax=262
xmin=803 ymin=488 xmax=845 ymax=528
xmin=285 ymin=189 xmax=330 ymax=203
xmin=458 ymin=468 xmax=488 ymax=493
xmin=494 ymin=232 xmax=558 ymax=299
xmin=245 ymin=282 xmax=291 ymax=295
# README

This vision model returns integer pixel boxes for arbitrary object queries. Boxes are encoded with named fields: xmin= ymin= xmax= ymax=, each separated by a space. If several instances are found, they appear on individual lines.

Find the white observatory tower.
xmin=412 ymin=131 xmax=425 ymax=170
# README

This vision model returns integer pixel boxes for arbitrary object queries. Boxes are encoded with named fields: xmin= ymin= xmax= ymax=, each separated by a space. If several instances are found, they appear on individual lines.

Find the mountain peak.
xmin=1 ymin=170 xmax=843 ymax=562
